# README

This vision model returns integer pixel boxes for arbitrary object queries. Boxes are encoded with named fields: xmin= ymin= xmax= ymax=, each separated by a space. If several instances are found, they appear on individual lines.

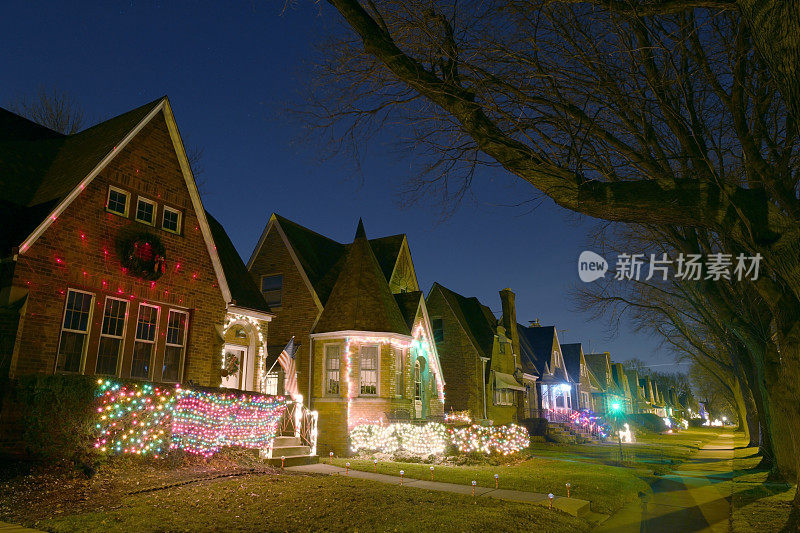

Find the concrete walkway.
xmin=595 ymin=432 xmax=736 ymax=533
xmin=287 ymin=462 xmax=591 ymax=517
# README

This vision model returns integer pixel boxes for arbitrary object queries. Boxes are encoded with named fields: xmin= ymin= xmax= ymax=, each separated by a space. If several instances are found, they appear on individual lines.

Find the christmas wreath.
xmin=220 ymin=352 xmax=241 ymax=377
xmin=119 ymin=233 xmax=167 ymax=281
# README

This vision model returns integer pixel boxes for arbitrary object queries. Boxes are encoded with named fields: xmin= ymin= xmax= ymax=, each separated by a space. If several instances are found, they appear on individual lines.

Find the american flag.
xmin=277 ymin=337 xmax=299 ymax=398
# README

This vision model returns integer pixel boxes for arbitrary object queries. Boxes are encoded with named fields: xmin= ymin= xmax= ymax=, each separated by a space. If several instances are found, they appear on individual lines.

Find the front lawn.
xmin=335 ymin=456 xmax=648 ymax=515
xmin=0 ymin=454 xmax=589 ymax=532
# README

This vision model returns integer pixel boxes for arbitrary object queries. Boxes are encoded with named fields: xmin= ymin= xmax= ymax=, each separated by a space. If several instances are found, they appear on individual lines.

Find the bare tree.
xmin=8 ymin=87 xmax=86 ymax=134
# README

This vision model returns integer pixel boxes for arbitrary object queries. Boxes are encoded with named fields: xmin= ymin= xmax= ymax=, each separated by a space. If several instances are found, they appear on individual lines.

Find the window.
xmin=432 ymin=318 xmax=443 ymax=343
xmin=494 ymin=388 xmax=514 ymax=405
xmin=96 ymin=297 xmax=128 ymax=375
xmin=163 ymin=310 xmax=187 ymax=382
xmin=131 ymin=304 xmax=159 ymax=379
xmin=264 ymin=373 xmax=279 ymax=395
xmin=106 ymin=186 xmax=130 ymax=216
xmin=324 ymin=344 xmax=341 ymax=395
xmin=394 ymin=348 xmax=404 ymax=397
xmin=359 ymin=345 xmax=378 ymax=395
xmin=414 ymin=360 xmax=422 ymax=402
xmin=499 ymin=341 xmax=507 ymax=354
xmin=261 ymin=275 xmax=283 ymax=307
xmin=56 ymin=289 xmax=94 ymax=373
xmin=162 ymin=206 xmax=182 ymax=233
xmin=135 ymin=197 xmax=156 ymax=225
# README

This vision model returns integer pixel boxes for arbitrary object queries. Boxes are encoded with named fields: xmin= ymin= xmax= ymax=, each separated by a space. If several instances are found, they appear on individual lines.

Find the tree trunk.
xmin=739 ymin=380 xmax=759 ymax=448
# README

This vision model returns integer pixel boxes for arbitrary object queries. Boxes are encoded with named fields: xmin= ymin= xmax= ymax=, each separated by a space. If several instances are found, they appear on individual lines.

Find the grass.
xmin=729 ymin=436 xmax=796 ymax=532
xmin=0 ymin=453 xmax=589 ymax=532
xmin=334 ymin=456 xmax=648 ymax=515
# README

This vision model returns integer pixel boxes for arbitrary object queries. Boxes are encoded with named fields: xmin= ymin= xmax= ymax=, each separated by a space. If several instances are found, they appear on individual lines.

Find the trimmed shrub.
xmin=628 ymin=413 xmax=668 ymax=433
xmin=13 ymin=374 xmax=97 ymax=463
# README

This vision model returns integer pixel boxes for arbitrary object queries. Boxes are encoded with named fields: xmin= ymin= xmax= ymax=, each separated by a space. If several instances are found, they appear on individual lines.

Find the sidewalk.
xmin=287 ymin=463 xmax=592 ymax=517
xmin=595 ymin=432 xmax=736 ymax=533
xmin=0 ymin=522 xmax=42 ymax=532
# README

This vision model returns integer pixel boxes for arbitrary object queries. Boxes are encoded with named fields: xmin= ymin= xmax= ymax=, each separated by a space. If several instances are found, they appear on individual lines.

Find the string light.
xmin=221 ymin=314 xmax=267 ymax=393
xmin=93 ymin=379 xmax=288 ymax=458
xmin=450 ymin=424 xmax=529 ymax=455
xmin=443 ymin=410 xmax=471 ymax=424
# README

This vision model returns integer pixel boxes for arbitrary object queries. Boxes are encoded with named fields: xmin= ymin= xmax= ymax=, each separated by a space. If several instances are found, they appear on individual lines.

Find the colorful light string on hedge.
xmin=350 ymin=422 xmax=529 ymax=456
xmin=93 ymin=380 xmax=288 ymax=458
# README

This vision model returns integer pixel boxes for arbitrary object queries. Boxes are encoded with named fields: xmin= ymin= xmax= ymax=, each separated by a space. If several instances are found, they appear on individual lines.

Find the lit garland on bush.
xmin=93 ymin=380 xmax=288 ymax=458
xmin=94 ymin=380 xmax=176 ymax=456
xmin=450 ymin=424 xmax=530 ymax=455
xmin=171 ymin=389 xmax=287 ymax=457
xmin=350 ymin=422 xmax=449 ymax=455
xmin=443 ymin=410 xmax=472 ymax=425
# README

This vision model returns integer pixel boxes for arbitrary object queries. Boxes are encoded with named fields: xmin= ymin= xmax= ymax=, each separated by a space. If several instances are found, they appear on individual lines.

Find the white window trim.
xmin=132 ymin=303 xmax=160 ymax=380
xmin=163 ymin=309 xmax=189 ymax=382
xmin=394 ymin=347 xmax=404 ymax=398
xmin=56 ymin=288 xmax=95 ymax=374
xmin=96 ymin=296 xmax=129 ymax=376
xmin=106 ymin=186 xmax=130 ymax=217
xmin=359 ymin=343 xmax=380 ymax=396
xmin=162 ymin=205 xmax=182 ymax=234
xmin=135 ymin=196 xmax=157 ymax=226
xmin=323 ymin=343 xmax=341 ymax=397
xmin=264 ymin=372 xmax=279 ymax=395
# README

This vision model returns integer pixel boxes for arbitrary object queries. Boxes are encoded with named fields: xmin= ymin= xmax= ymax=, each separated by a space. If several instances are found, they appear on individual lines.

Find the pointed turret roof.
xmin=313 ymin=221 xmax=410 ymax=335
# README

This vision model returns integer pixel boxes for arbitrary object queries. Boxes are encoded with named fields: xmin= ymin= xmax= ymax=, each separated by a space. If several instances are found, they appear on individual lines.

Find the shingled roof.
xmin=394 ymin=291 xmax=423 ymax=331
xmin=429 ymin=283 xmax=496 ymax=360
xmin=561 ymin=343 xmax=584 ymax=381
xmin=313 ymin=221 xmax=410 ymax=335
xmin=0 ymin=98 xmax=163 ymax=257
xmin=517 ymin=324 xmax=563 ymax=378
xmin=585 ymin=353 xmax=612 ymax=389
xmin=206 ymin=212 xmax=271 ymax=314
xmin=268 ymin=214 xmax=407 ymax=306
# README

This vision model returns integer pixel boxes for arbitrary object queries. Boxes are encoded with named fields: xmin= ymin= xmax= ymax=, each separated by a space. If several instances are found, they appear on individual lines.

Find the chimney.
xmin=499 ymin=288 xmax=519 ymax=358
xmin=529 ymin=319 xmax=541 ymax=327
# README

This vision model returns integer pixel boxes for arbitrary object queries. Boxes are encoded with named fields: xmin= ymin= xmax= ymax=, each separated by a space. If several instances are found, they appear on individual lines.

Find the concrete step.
xmin=273 ymin=436 xmax=302 ymax=447
xmin=271 ymin=445 xmax=311 ymax=456
xmin=264 ymin=454 xmax=319 ymax=467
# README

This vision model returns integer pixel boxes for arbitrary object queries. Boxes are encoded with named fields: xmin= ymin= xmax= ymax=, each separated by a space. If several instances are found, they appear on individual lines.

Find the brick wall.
xmin=8 ymin=112 xmax=227 ymax=386
xmin=248 ymin=223 xmax=319 ymax=399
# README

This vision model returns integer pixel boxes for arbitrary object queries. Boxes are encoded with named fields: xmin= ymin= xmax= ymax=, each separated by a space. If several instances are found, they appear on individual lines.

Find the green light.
xmin=611 ymin=402 xmax=621 ymax=412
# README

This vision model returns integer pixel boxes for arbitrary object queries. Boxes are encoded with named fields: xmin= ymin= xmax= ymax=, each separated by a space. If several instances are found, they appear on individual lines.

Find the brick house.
xmin=425 ymin=284 xmax=528 ymax=425
xmin=560 ymin=343 xmax=599 ymax=411
xmin=584 ymin=352 xmax=625 ymax=417
xmin=517 ymin=323 xmax=573 ymax=421
xmin=0 ymin=98 xmax=272 ymax=391
xmin=611 ymin=363 xmax=634 ymax=414
xmin=247 ymin=216 xmax=444 ymax=455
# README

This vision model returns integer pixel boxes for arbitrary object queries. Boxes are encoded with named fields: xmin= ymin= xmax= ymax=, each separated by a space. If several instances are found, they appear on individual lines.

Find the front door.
xmin=221 ymin=346 xmax=248 ymax=390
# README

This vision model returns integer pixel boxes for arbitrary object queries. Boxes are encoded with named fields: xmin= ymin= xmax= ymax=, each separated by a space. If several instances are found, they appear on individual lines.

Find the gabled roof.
xmin=625 ymin=370 xmax=643 ymax=400
xmin=428 ymin=283 xmax=496 ymax=359
xmin=253 ymin=214 xmax=409 ymax=306
xmin=0 ymin=99 xmax=163 ymax=257
xmin=205 ymin=212 xmax=271 ymax=315
xmin=585 ymin=353 xmax=612 ymax=389
xmin=394 ymin=291 xmax=423 ymax=331
xmin=312 ymin=223 xmax=410 ymax=335
xmin=518 ymin=324 xmax=567 ymax=380
xmin=561 ymin=343 xmax=584 ymax=380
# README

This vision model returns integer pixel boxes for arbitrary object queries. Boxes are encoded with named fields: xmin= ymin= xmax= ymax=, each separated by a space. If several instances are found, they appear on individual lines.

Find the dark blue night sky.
xmin=1 ymin=1 xmax=677 ymax=368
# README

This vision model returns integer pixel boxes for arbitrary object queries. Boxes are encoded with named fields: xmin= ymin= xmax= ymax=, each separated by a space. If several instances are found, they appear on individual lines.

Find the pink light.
xmin=80 ymin=232 xmax=86 ymax=240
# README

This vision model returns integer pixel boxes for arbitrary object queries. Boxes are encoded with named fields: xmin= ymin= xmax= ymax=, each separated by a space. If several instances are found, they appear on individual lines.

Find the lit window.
xmin=106 ymin=187 xmax=129 ymax=217
xmin=163 ymin=310 xmax=187 ymax=382
xmin=131 ymin=304 xmax=159 ymax=379
xmin=57 ymin=289 xmax=94 ymax=373
xmin=96 ymin=297 xmax=128 ymax=376
xmin=325 ymin=344 xmax=340 ymax=395
xmin=360 ymin=345 xmax=378 ymax=395
xmin=135 ymin=197 xmax=156 ymax=225
xmin=432 ymin=318 xmax=443 ymax=343
xmin=162 ymin=206 xmax=182 ymax=234
xmin=394 ymin=348 xmax=404 ymax=397
xmin=261 ymin=275 xmax=283 ymax=307
xmin=264 ymin=373 xmax=279 ymax=395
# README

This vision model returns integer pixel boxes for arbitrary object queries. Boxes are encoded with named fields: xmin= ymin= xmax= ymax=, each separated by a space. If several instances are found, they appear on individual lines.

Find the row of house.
xmin=0 ymin=97 xmax=687 ymax=456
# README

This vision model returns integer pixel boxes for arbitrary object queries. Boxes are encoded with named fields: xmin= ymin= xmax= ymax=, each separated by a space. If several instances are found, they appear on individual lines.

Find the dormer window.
xmin=106 ymin=186 xmax=130 ymax=217
xmin=135 ymin=197 xmax=156 ymax=225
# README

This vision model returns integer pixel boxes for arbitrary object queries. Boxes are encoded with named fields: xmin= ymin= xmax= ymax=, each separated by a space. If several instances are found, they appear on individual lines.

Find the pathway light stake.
xmin=346 ymin=462 xmax=350 ymax=475
xmin=329 ymin=451 xmax=334 ymax=464
xmin=430 ymin=465 xmax=434 ymax=480
xmin=566 ymin=482 xmax=571 ymax=498
xmin=472 ymin=480 xmax=477 ymax=496
xmin=374 ymin=458 xmax=378 ymax=472
xmin=548 ymin=493 xmax=554 ymax=509
xmin=281 ymin=456 xmax=285 ymax=470
xmin=495 ymin=474 xmax=499 ymax=489
xmin=400 ymin=470 xmax=404 ymax=485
